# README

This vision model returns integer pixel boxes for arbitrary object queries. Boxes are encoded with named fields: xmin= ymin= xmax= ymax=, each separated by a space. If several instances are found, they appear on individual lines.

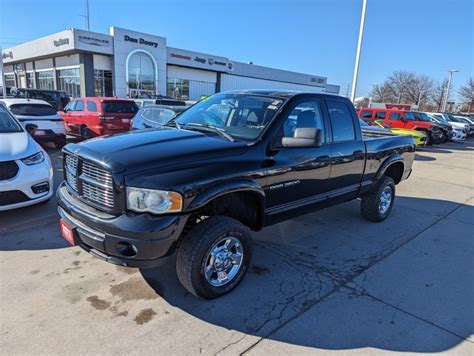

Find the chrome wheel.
xmin=203 ymin=236 xmax=244 ymax=287
xmin=379 ymin=186 xmax=393 ymax=215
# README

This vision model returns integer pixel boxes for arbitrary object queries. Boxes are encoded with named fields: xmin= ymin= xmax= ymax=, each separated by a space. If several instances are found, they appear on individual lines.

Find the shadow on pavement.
xmin=140 ymin=196 xmax=473 ymax=353
xmin=414 ymin=154 xmax=436 ymax=161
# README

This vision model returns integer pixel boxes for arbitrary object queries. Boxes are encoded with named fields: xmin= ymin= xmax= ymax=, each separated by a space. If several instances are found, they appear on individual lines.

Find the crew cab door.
xmin=325 ymin=98 xmax=365 ymax=204
xmin=264 ymin=97 xmax=331 ymax=218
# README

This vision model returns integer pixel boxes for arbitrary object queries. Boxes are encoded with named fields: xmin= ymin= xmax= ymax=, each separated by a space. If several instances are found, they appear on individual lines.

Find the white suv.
xmin=0 ymin=104 xmax=54 ymax=211
xmin=0 ymin=98 xmax=67 ymax=148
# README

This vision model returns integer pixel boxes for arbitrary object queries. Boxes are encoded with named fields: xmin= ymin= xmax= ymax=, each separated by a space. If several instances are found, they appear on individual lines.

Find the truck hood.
xmin=65 ymin=128 xmax=249 ymax=173
xmin=448 ymin=122 xmax=468 ymax=130
xmin=0 ymin=132 xmax=41 ymax=161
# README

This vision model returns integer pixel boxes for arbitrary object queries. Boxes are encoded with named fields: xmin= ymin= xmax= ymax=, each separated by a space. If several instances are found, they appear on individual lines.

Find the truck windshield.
xmin=174 ymin=93 xmax=284 ymax=140
xmin=0 ymin=106 xmax=23 ymax=133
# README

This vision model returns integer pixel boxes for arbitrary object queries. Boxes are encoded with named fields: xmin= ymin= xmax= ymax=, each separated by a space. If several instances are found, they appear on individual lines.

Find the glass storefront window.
xmin=57 ymin=68 xmax=80 ymax=97
xmin=37 ymin=71 xmax=55 ymax=90
xmin=4 ymin=74 xmax=16 ymax=88
xmin=26 ymin=72 xmax=35 ymax=88
xmin=94 ymin=69 xmax=113 ymax=97
xmin=167 ymin=78 xmax=190 ymax=100
xmin=127 ymin=51 xmax=156 ymax=98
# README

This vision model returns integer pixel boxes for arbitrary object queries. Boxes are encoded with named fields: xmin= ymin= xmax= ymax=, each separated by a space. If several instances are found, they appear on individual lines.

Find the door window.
xmin=361 ymin=110 xmax=372 ymax=118
xmin=327 ymin=100 xmax=356 ymax=142
xmin=375 ymin=111 xmax=386 ymax=119
xmin=389 ymin=112 xmax=401 ymax=120
xmin=281 ymin=100 xmax=325 ymax=140
xmin=74 ymin=100 xmax=84 ymax=112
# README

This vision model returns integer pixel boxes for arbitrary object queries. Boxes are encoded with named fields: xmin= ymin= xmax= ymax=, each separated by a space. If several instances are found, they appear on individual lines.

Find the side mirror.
xmin=280 ymin=128 xmax=323 ymax=148
xmin=25 ymin=123 xmax=38 ymax=136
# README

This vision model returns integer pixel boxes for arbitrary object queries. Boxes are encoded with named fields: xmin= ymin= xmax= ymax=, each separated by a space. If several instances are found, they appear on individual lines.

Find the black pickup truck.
xmin=57 ymin=90 xmax=415 ymax=299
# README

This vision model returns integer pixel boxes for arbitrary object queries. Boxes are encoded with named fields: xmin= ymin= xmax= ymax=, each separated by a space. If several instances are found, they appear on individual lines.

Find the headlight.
xmin=21 ymin=151 xmax=45 ymax=165
xmin=127 ymin=187 xmax=183 ymax=214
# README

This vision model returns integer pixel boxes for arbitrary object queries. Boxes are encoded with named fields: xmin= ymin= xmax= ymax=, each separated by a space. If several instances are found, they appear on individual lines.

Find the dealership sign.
xmin=169 ymin=50 xmax=233 ymax=72
xmin=78 ymin=35 xmax=110 ymax=47
xmin=53 ymin=38 xmax=70 ymax=47
xmin=124 ymin=35 xmax=158 ymax=48
xmin=2 ymin=51 xmax=13 ymax=60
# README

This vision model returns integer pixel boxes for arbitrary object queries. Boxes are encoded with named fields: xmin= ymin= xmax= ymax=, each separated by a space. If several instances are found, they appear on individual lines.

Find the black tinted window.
xmin=361 ymin=110 xmax=372 ymax=118
xmin=327 ymin=100 xmax=356 ymax=142
xmin=282 ymin=100 xmax=325 ymax=140
xmin=75 ymin=100 xmax=84 ymax=111
xmin=389 ymin=112 xmax=401 ymax=120
xmin=87 ymin=101 xmax=97 ymax=112
xmin=10 ymin=104 xmax=57 ymax=116
xmin=102 ymin=101 xmax=138 ymax=113
xmin=375 ymin=111 xmax=386 ymax=119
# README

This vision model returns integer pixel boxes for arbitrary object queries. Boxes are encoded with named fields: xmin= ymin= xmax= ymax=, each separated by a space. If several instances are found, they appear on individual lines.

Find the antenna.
xmin=84 ymin=0 xmax=90 ymax=31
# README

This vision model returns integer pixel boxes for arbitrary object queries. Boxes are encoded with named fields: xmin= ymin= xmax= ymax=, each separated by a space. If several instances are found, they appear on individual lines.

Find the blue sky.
xmin=1 ymin=0 xmax=472 ymax=98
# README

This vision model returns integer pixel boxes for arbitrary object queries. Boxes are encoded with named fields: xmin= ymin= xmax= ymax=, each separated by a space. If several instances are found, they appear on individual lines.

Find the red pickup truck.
xmin=61 ymin=97 xmax=139 ymax=140
xmin=357 ymin=108 xmax=444 ymax=145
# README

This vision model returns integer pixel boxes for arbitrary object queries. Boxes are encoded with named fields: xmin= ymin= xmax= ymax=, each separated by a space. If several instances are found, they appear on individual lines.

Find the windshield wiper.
xmin=184 ymin=123 xmax=235 ymax=142
xmin=164 ymin=119 xmax=181 ymax=130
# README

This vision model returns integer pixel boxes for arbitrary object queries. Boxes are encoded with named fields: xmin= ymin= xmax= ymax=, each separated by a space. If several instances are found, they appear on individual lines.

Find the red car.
xmin=357 ymin=108 xmax=443 ymax=144
xmin=61 ymin=97 xmax=139 ymax=140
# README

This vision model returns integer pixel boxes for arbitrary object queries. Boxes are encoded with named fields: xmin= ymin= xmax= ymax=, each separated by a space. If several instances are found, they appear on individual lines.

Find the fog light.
xmin=116 ymin=241 xmax=138 ymax=257
xmin=32 ymin=182 xmax=49 ymax=194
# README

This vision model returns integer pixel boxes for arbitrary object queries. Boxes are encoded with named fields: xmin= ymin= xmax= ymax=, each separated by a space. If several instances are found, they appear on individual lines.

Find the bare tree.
xmin=370 ymin=82 xmax=394 ymax=102
xmin=458 ymin=77 xmax=474 ymax=113
xmin=431 ymin=79 xmax=449 ymax=112
xmin=405 ymin=74 xmax=435 ymax=109
xmin=386 ymin=71 xmax=415 ymax=103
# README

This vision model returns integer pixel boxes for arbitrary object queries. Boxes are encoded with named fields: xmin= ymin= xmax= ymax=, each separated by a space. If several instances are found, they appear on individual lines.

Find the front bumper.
xmin=56 ymin=182 xmax=189 ymax=268
xmin=0 ymin=156 xmax=53 ymax=211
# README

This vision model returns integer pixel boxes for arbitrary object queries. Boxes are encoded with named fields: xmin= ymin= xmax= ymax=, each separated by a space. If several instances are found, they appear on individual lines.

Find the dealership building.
xmin=1 ymin=27 xmax=340 ymax=101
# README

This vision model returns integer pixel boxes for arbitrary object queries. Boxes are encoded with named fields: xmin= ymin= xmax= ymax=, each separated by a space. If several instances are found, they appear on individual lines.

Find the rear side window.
xmin=75 ymin=100 xmax=84 ymax=111
xmin=361 ymin=110 xmax=372 ymax=118
xmin=9 ymin=104 xmax=57 ymax=116
xmin=102 ymin=101 xmax=138 ymax=113
xmin=375 ymin=111 xmax=386 ymax=119
xmin=389 ymin=112 xmax=401 ymax=120
xmin=327 ymin=100 xmax=356 ymax=142
xmin=87 ymin=101 xmax=97 ymax=112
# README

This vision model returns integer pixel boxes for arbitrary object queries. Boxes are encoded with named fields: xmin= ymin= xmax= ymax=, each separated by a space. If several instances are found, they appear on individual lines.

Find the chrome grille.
xmin=65 ymin=154 xmax=79 ymax=191
xmin=64 ymin=153 xmax=115 ymax=210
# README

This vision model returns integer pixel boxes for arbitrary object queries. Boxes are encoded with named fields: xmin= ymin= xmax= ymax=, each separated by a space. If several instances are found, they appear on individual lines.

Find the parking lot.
xmin=1 ymin=139 xmax=473 ymax=355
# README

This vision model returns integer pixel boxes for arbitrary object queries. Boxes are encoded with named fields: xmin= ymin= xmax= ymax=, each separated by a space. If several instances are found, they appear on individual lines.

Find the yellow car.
xmin=374 ymin=120 xmax=427 ymax=146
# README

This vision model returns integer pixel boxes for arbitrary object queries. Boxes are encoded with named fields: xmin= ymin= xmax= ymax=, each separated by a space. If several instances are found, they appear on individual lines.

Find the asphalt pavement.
xmin=0 ymin=139 xmax=473 ymax=355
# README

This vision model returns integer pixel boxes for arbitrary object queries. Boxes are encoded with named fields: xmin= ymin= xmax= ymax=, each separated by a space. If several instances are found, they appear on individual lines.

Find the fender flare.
xmin=374 ymin=154 xmax=404 ymax=182
xmin=186 ymin=180 xmax=266 ymax=229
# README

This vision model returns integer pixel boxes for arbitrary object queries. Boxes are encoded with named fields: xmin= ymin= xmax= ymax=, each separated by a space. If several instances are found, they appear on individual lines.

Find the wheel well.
xmin=384 ymin=162 xmax=404 ymax=184
xmin=183 ymin=191 xmax=264 ymax=236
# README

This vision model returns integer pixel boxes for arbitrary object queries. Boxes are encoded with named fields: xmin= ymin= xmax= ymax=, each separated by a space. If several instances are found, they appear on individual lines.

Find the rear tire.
xmin=361 ymin=176 xmax=395 ymax=222
xmin=176 ymin=216 xmax=253 ymax=299
xmin=80 ymin=126 xmax=92 ymax=141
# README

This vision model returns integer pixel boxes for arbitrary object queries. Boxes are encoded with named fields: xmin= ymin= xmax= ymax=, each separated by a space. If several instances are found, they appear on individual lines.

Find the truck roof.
xmin=222 ymin=89 xmax=342 ymax=100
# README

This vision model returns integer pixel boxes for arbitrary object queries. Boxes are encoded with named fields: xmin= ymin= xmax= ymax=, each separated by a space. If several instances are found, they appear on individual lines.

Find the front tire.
xmin=80 ymin=126 xmax=92 ymax=141
xmin=176 ymin=216 xmax=253 ymax=299
xmin=361 ymin=176 xmax=395 ymax=222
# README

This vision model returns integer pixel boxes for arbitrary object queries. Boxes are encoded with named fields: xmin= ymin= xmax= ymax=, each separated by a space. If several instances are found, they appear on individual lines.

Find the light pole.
xmin=350 ymin=0 xmax=368 ymax=103
xmin=442 ymin=69 xmax=459 ymax=112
